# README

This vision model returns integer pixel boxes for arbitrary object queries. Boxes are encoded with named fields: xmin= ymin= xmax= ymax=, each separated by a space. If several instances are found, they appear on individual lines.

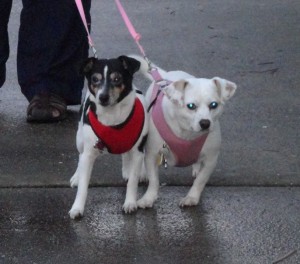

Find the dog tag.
xmin=156 ymin=153 xmax=168 ymax=169
xmin=158 ymin=143 xmax=169 ymax=168
xmin=162 ymin=157 xmax=168 ymax=169
xmin=156 ymin=153 xmax=164 ymax=166
xmin=160 ymin=143 xmax=169 ymax=156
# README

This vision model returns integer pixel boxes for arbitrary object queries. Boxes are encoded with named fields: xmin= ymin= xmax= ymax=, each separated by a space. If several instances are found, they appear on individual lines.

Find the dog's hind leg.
xmin=122 ymin=150 xmax=143 ymax=213
xmin=179 ymin=155 xmax=219 ymax=207
xmin=69 ymin=150 xmax=98 ymax=219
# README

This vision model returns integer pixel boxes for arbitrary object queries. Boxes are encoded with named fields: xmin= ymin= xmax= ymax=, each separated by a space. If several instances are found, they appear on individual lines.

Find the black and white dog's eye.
xmin=113 ymin=76 xmax=122 ymax=84
xmin=187 ymin=103 xmax=197 ymax=110
xmin=209 ymin=101 xmax=218 ymax=109
xmin=110 ymin=73 xmax=122 ymax=85
xmin=92 ymin=76 xmax=100 ymax=83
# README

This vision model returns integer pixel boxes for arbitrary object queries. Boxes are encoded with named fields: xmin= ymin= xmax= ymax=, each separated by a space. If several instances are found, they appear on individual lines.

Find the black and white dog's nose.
xmin=199 ymin=119 xmax=210 ymax=130
xmin=99 ymin=93 xmax=109 ymax=105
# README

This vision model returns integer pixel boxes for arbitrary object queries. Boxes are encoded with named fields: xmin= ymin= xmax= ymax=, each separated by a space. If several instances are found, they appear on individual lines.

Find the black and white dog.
xmin=69 ymin=56 xmax=148 ymax=219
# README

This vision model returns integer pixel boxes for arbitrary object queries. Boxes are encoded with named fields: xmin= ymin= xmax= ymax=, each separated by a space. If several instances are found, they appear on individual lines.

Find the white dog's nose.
xmin=199 ymin=119 xmax=210 ymax=130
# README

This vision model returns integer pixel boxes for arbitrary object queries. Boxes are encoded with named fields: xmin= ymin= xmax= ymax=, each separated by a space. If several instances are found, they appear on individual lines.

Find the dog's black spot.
xmin=138 ymin=134 xmax=148 ymax=153
xmin=82 ymin=98 xmax=96 ymax=125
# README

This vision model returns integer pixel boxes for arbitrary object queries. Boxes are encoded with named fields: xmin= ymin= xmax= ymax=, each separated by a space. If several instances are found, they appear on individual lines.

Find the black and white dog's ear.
xmin=81 ymin=57 xmax=98 ymax=75
xmin=163 ymin=79 xmax=188 ymax=107
xmin=212 ymin=77 xmax=237 ymax=102
xmin=118 ymin=55 xmax=141 ymax=75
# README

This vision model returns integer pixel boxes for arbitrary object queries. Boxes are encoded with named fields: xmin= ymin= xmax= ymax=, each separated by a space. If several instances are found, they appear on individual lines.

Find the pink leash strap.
xmin=115 ymin=0 xmax=146 ymax=58
xmin=115 ymin=0 xmax=165 ymax=83
xmin=75 ymin=0 xmax=98 ymax=58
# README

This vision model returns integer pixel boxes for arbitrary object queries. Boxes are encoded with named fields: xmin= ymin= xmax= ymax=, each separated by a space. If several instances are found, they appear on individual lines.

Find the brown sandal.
xmin=27 ymin=94 xmax=67 ymax=122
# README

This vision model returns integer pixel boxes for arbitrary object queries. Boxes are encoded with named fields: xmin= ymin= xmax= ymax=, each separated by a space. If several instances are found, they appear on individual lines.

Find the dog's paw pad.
xmin=122 ymin=202 xmax=137 ymax=214
xmin=137 ymin=198 xmax=154 ymax=209
xmin=70 ymin=175 xmax=79 ymax=188
xmin=179 ymin=196 xmax=199 ymax=207
xmin=69 ymin=209 xmax=83 ymax=219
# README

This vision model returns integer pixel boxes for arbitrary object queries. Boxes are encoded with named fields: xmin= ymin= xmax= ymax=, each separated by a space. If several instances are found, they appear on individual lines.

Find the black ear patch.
xmin=81 ymin=57 xmax=98 ymax=75
xmin=118 ymin=55 xmax=141 ymax=76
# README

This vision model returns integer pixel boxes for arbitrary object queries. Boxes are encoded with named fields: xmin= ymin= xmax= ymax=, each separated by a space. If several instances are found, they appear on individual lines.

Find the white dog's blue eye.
xmin=187 ymin=103 xmax=197 ymax=110
xmin=209 ymin=101 xmax=218 ymax=109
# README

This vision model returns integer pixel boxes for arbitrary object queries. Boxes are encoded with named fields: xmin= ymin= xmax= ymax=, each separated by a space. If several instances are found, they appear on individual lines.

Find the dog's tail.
xmin=129 ymin=54 xmax=167 ymax=81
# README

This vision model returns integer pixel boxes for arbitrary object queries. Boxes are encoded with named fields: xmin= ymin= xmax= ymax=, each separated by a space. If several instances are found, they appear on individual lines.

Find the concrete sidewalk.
xmin=0 ymin=0 xmax=299 ymax=263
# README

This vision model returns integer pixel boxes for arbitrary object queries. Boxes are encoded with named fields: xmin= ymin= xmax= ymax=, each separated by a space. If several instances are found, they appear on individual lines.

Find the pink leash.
xmin=75 ymin=0 xmax=98 ymax=58
xmin=114 ymin=0 xmax=146 ymax=58
xmin=115 ymin=0 xmax=164 ymax=82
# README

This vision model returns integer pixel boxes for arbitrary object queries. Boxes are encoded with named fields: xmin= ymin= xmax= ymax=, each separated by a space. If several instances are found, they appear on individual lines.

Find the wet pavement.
xmin=0 ymin=187 xmax=299 ymax=264
xmin=0 ymin=0 xmax=300 ymax=263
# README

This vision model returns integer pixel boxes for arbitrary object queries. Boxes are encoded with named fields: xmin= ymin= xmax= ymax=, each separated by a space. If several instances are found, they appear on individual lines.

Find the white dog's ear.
xmin=163 ymin=80 xmax=188 ymax=106
xmin=213 ymin=77 xmax=237 ymax=102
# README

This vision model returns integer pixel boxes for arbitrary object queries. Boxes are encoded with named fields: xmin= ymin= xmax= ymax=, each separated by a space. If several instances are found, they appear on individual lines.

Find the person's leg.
xmin=0 ymin=0 xmax=13 ymax=88
xmin=18 ymin=0 xmax=91 ymax=121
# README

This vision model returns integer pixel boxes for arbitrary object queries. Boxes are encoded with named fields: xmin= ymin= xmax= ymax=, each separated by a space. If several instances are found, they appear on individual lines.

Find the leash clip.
xmin=144 ymin=56 xmax=152 ymax=70
xmin=91 ymin=46 xmax=98 ymax=58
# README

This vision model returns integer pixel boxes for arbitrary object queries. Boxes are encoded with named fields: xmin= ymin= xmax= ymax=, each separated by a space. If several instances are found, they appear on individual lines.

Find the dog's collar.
xmin=151 ymin=84 xmax=208 ymax=167
xmin=88 ymin=97 xmax=145 ymax=154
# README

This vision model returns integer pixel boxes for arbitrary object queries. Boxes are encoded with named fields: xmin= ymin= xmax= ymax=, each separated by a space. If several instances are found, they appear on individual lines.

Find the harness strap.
xmin=147 ymin=77 xmax=172 ymax=112
xmin=147 ymin=88 xmax=161 ymax=113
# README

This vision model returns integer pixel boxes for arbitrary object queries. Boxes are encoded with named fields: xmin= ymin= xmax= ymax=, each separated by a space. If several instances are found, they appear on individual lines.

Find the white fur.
xmin=131 ymin=55 xmax=237 ymax=208
xmin=69 ymin=89 xmax=148 ymax=219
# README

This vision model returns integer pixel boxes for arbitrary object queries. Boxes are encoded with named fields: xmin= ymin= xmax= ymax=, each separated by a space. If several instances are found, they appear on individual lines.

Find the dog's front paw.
xmin=179 ymin=196 xmax=199 ymax=208
xmin=69 ymin=208 xmax=84 ymax=219
xmin=137 ymin=196 xmax=156 ymax=209
xmin=70 ymin=174 xmax=79 ymax=188
xmin=122 ymin=201 xmax=137 ymax=214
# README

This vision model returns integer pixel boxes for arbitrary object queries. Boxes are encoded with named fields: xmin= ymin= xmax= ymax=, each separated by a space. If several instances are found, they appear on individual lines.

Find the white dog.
xmin=130 ymin=55 xmax=237 ymax=208
xmin=69 ymin=56 xmax=148 ymax=219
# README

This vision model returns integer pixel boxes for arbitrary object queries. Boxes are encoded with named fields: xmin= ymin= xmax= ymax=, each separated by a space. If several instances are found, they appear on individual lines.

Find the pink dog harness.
xmin=88 ymin=98 xmax=145 ymax=154
xmin=151 ymin=84 xmax=208 ymax=167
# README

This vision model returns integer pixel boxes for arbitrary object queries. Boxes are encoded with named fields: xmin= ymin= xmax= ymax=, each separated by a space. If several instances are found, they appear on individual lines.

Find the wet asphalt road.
xmin=1 ymin=187 xmax=300 ymax=264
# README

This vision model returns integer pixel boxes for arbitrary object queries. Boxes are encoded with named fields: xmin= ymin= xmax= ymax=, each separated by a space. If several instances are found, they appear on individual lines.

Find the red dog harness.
xmin=88 ymin=98 xmax=145 ymax=154
xmin=151 ymin=84 xmax=208 ymax=167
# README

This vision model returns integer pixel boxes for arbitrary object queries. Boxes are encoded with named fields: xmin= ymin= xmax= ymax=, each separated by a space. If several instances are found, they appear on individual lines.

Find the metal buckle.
xmin=91 ymin=46 xmax=98 ymax=58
